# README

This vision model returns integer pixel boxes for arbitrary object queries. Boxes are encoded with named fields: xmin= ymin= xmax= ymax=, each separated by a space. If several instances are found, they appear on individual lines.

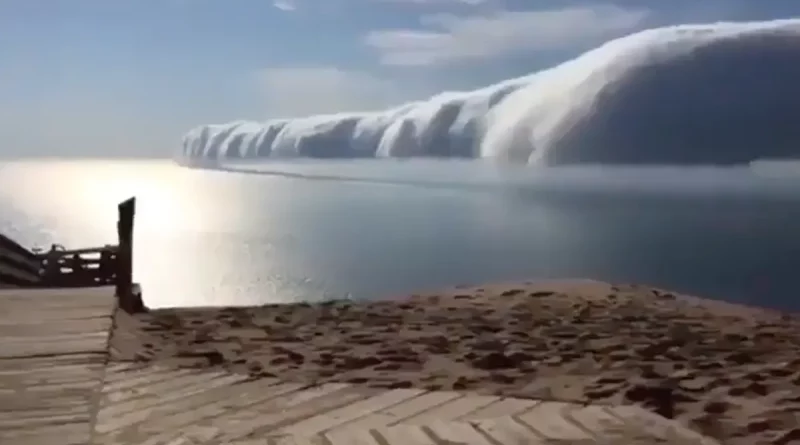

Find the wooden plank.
xmin=101 ymin=369 xmax=230 ymax=406
xmin=0 ymin=295 xmax=111 ymax=307
xmin=101 ymin=367 xmax=199 ymax=394
xmin=0 ymin=340 xmax=109 ymax=358
xmin=457 ymin=397 xmax=540 ymax=421
xmin=609 ymin=405 xmax=720 ymax=444
xmin=211 ymin=384 xmax=375 ymax=443
xmin=0 ymin=396 xmax=91 ymax=413
xmin=514 ymin=402 xmax=594 ymax=441
xmin=161 ymin=425 xmax=220 ymax=445
xmin=0 ymin=412 xmax=92 ymax=429
xmin=424 ymin=420 xmax=495 ymax=445
xmin=472 ymin=416 xmax=548 ymax=444
xmin=0 ymin=374 xmax=96 ymax=392
xmin=0 ymin=286 xmax=115 ymax=445
xmin=277 ymin=388 xmax=426 ymax=436
xmin=11 ymin=290 xmax=114 ymax=306
xmin=401 ymin=394 xmax=500 ymax=424
xmin=0 ymin=285 xmax=114 ymax=299
xmin=323 ymin=428 xmax=383 ymax=445
xmin=0 ymin=393 xmax=95 ymax=411
xmin=375 ymin=424 xmax=437 ymax=445
xmin=269 ymin=435 xmax=321 ymax=445
xmin=0 ymin=353 xmax=105 ymax=370
xmin=103 ymin=371 xmax=249 ymax=420
xmin=0 ymin=318 xmax=111 ymax=335
xmin=566 ymin=404 xmax=625 ymax=436
xmin=95 ymin=373 xmax=249 ymax=434
xmin=325 ymin=390 xmax=462 ymax=433
xmin=99 ymin=381 xmax=312 ymax=445
xmin=0 ymin=308 xmax=111 ymax=320
xmin=0 ymin=422 xmax=90 ymax=445
xmin=0 ymin=293 xmax=113 ymax=306
xmin=4 ymin=331 xmax=109 ymax=345
xmin=0 ymin=307 xmax=111 ymax=320
xmin=0 ymin=361 xmax=101 ymax=376
xmin=102 ymin=362 xmax=143 ymax=378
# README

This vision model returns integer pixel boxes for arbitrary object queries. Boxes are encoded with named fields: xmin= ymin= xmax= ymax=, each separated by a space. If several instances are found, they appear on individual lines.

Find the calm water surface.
xmin=1 ymin=159 xmax=798 ymax=311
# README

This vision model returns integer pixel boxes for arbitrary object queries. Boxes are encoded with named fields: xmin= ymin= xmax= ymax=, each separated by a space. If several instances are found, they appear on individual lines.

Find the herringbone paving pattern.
xmin=92 ymin=363 xmax=719 ymax=445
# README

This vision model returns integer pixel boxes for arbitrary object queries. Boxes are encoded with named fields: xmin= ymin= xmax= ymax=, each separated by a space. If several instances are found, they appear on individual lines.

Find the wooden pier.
xmin=0 ymin=198 xmax=723 ymax=445
xmin=0 ymin=286 xmax=719 ymax=445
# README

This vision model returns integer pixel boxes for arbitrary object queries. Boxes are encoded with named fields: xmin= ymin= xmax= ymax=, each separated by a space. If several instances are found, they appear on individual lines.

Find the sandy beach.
xmin=109 ymin=280 xmax=800 ymax=445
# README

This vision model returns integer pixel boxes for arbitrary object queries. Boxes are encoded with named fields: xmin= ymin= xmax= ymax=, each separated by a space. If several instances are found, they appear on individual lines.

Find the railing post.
xmin=116 ymin=197 xmax=143 ymax=312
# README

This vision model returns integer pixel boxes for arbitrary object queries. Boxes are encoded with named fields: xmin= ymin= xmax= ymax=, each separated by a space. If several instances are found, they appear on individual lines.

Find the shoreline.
xmin=110 ymin=280 xmax=800 ymax=444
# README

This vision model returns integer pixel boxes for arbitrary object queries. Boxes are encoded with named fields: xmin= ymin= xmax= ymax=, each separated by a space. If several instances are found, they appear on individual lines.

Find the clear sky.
xmin=1 ymin=0 xmax=798 ymax=158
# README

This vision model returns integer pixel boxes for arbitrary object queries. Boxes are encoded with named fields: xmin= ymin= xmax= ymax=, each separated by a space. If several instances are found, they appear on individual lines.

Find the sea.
xmin=1 ymin=158 xmax=799 ymax=311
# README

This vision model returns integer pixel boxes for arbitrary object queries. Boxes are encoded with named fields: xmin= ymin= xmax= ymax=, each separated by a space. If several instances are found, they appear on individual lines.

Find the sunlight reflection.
xmin=0 ymin=159 xmax=281 ymax=307
xmin=0 ymin=159 xmax=237 ymax=238
xmin=2 ymin=159 xmax=799 ymax=309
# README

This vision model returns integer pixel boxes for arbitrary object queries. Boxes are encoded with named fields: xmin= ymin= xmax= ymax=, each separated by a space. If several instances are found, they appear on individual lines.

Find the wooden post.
xmin=116 ymin=197 xmax=143 ymax=312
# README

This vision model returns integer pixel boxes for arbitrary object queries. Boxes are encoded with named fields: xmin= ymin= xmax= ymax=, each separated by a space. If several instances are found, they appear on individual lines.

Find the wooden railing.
xmin=37 ymin=244 xmax=119 ymax=287
xmin=0 ymin=233 xmax=43 ymax=287
xmin=0 ymin=197 xmax=145 ymax=312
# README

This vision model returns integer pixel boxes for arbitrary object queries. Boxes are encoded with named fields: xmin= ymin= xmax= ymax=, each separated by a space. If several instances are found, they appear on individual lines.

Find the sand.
xmin=109 ymin=280 xmax=800 ymax=445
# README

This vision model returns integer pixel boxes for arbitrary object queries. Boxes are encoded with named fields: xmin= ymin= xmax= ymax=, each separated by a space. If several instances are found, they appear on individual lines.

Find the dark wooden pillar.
xmin=116 ymin=197 xmax=144 ymax=312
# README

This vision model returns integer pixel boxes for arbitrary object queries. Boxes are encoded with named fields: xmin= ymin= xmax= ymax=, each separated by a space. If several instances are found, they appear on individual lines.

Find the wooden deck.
xmin=0 ymin=287 xmax=720 ymax=445
xmin=94 ymin=364 xmax=718 ymax=445
xmin=0 ymin=287 xmax=115 ymax=445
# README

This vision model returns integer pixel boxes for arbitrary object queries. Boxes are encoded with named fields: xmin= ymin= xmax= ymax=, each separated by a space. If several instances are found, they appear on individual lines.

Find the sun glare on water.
xmin=0 ymin=159 xmax=228 ymax=244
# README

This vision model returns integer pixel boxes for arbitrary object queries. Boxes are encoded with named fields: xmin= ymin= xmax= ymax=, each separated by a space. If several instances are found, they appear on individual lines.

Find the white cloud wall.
xmin=180 ymin=19 xmax=800 ymax=166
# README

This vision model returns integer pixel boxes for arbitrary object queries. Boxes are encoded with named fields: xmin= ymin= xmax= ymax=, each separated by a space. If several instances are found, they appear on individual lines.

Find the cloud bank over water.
xmin=180 ymin=19 xmax=800 ymax=166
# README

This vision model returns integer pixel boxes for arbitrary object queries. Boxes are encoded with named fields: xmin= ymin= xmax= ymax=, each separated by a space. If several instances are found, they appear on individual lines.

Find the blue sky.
xmin=1 ymin=0 xmax=798 ymax=157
